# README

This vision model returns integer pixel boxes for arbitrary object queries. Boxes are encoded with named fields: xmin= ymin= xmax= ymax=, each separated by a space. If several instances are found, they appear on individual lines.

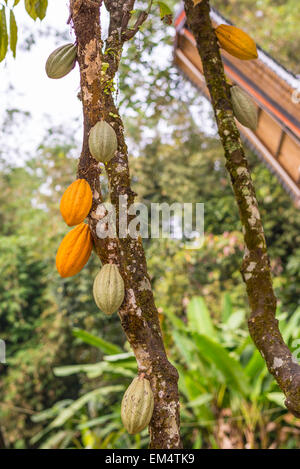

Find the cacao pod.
xmin=60 ymin=179 xmax=93 ymax=227
xmin=45 ymin=43 xmax=77 ymax=79
xmin=121 ymin=376 xmax=154 ymax=434
xmin=56 ymin=223 xmax=93 ymax=278
xmin=88 ymin=121 xmax=118 ymax=163
xmin=230 ymin=85 xmax=258 ymax=131
xmin=215 ymin=24 xmax=258 ymax=60
xmin=93 ymin=264 xmax=124 ymax=315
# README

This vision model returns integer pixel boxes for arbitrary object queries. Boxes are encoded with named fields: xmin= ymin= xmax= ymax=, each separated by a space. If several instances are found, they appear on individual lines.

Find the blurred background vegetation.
xmin=0 ymin=0 xmax=300 ymax=449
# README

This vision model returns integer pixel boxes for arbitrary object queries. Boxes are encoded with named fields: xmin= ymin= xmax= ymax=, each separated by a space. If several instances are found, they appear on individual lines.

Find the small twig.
xmin=123 ymin=10 xmax=148 ymax=40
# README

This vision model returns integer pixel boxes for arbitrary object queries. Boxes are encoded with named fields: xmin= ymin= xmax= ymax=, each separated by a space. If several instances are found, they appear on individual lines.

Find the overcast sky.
xmin=0 ymin=1 xmax=84 ymax=163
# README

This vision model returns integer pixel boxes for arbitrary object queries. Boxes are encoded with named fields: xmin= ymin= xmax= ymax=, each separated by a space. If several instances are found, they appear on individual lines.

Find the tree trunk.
xmin=183 ymin=0 xmax=300 ymax=417
xmin=69 ymin=0 xmax=181 ymax=448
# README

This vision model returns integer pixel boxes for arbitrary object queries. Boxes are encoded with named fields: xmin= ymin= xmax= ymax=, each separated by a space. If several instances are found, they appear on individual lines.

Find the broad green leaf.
xmin=14 ymin=0 xmax=21 ymax=5
xmin=225 ymin=310 xmax=245 ymax=330
xmin=77 ymin=413 xmax=119 ymax=430
xmin=184 ymin=393 xmax=213 ymax=408
xmin=222 ymin=292 xmax=232 ymax=322
xmin=266 ymin=392 xmax=285 ymax=408
xmin=0 ymin=7 xmax=8 ymax=62
xmin=187 ymin=296 xmax=216 ymax=338
xmin=9 ymin=9 xmax=17 ymax=57
xmin=35 ymin=0 xmax=48 ymax=20
xmin=245 ymin=348 xmax=265 ymax=379
xmin=40 ymin=430 xmax=73 ymax=450
xmin=173 ymin=329 xmax=198 ymax=365
xmin=104 ymin=352 xmax=134 ymax=362
xmin=193 ymin=333 xmax=251 ymax=396
xmin=163 ymin=308 xmax=187 ymax=331
xmin=25 ymin=0 xmax=37 ymax=20
xmin=281 ymin=307 xmax=300 ymax=342
xmin=72 ymin=328 xmax=122 ymax=355
xmin=157 ymin=1 xmax=172 ymax=18
xmin=31 ymin=400 xmax=73 ymax=422
xmin=49 ymin=386 xmax=124 ymax=428
xmin=53 ymin=363 xmax=106 ymax=377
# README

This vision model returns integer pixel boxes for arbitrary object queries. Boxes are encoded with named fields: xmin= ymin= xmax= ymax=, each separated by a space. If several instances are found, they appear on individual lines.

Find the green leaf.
xmin=77 ymin=413 xmax=119 ymax=430
xmin=156 ymin=1 xmax=172 ymax=19
xmin=187 ymin=296 xmax=216 ymax=338
xmin=163 ymin=308 xmax=187 ymax=331
xmin=49 ymin=386 xmax=124 ymax=428
xmin=13 ymin=0 xmax=21 ymax=6
xmin=184 ymin=393 xmax=213 ymax=408
xmin=53 ymin=363 xmax=106 ymax=377
xmin=193 ymin=333 xmax=251 ymax=396
xmin=72 ymin=328 xmax=122 ymax=355
xmin=156 ymin=1 xmax=172 ymax=24
xmin=225 ymin=310 xmax=245 ymax=330
xmin=222 ymin=292 xmax=232 ymax=322
xmin=266 ymin=392 xmax=286 ymax=408
xmin=35 ymin=0 xmax=48 ymax=20
xmin=25 ymin=0 xmax=37 ymax=20
xmin=0 ymin=7 xmax=8 ymax=62
xmin=9 ymin=9 xmax=17 ymax=58
xmin=173 ymin=329 xmax=198 ymax=365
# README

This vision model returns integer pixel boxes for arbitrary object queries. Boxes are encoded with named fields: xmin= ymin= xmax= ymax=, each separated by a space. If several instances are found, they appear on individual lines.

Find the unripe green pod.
xmin=45 ymin=43 xmax=77 ymax=79
xmin=230 ymin=85 xmax=258 ymax=132
xmin=88 ymin=121 xmax=118 ymax=163
xmin=121 ymin=376 xmax=154 ymax=434
xmin=93 ymin=264 xmax=124 ymax=315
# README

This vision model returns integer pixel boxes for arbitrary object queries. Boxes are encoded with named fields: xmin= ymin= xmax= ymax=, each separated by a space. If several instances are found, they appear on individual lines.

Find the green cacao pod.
xmin=230 ymin=85 xmax=258 ymax=132
xmin=45 ymin=43 xmax=77 ymax=79
xmin=121 ymin=376 xmax=154 ymax=435
xmin=93 ymin=264 xmax=125 ymax=315
xmin=88 ymin=121 xmax=118 ymax=163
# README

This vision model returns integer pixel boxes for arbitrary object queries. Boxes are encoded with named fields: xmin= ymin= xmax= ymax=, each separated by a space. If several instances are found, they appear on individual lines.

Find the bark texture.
xmin=69 ymin=0 xmax=181 ymax=448
xmin=183 ymin=0 xmax=300 ymax=417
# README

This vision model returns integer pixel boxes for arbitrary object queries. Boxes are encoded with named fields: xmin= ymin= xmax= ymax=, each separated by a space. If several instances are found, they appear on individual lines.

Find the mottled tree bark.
xmin=184 ymin=0 xmax=300 ymax=417
xmin=69 ymin=0 xmax=181 ymax=448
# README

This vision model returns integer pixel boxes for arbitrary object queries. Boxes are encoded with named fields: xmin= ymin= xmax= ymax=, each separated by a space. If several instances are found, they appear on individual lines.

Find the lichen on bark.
xmin=183 ymin=0 xmax=300 ymax=417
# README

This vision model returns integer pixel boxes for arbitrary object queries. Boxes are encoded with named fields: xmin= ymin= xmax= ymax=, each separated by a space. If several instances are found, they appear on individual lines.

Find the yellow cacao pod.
xmin=56 ymin=223 xmax=93 ymax=278
xmin=230 ymin=85 xmax=258 ymax=131
xmin=45 ymin=43 xmax=77 ymax=79
xmin=88 ymin=121 xmax=118 ymax=163
xmin=121 ymin=376 xmax=154 ymax=434
xmin=60 ymin=179 xmax=93 ymax=227
xmin=93 ymin=264 xmax=125 ymax=315
xmin=215 ymin=24 xmax=258 ymax=60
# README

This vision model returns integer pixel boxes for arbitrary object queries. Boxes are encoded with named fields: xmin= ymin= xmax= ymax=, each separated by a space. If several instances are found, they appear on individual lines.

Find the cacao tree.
xmin=3 ymin=0 xmax=300 ymax=449
xmin=183 ymin=0 xmax=300 ymax=417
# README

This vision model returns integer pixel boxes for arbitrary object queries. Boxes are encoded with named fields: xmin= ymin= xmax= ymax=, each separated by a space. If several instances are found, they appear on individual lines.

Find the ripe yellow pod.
xmin=215 ymin=24 xmax=258 ymax=60
xmin=45 ymin=43 xmax=77 ymax=79
xmin=88 ymin=121 xmax=118 ymax=163
xmin=56 ymin=223 xmax=93 ymax=278
xmin=121 ymin=376 xmax=154 ymax=434
xmin=230 ymin=85 xmax=258 ymax=131
xmin=60 ymin=179 xmax=93 ymax=227
xmin=93 ymin=264 xmax=125 ymax=315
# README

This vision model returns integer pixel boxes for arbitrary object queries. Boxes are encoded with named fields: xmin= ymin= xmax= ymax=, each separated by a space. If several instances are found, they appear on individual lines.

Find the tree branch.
xmin=70 ymin=0 xmax=181 ymax=448
xmin=183 ymin=0 xmax=300 ymax=417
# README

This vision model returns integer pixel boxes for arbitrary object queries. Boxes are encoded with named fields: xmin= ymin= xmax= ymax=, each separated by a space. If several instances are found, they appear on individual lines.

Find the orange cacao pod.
xmin=60 ymin=179 xmax=93 ymax=226
xmin=215 ymin=24 xmax=258 ymax=60
xmin=56 ymin=223 xmax=93 ymax=278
